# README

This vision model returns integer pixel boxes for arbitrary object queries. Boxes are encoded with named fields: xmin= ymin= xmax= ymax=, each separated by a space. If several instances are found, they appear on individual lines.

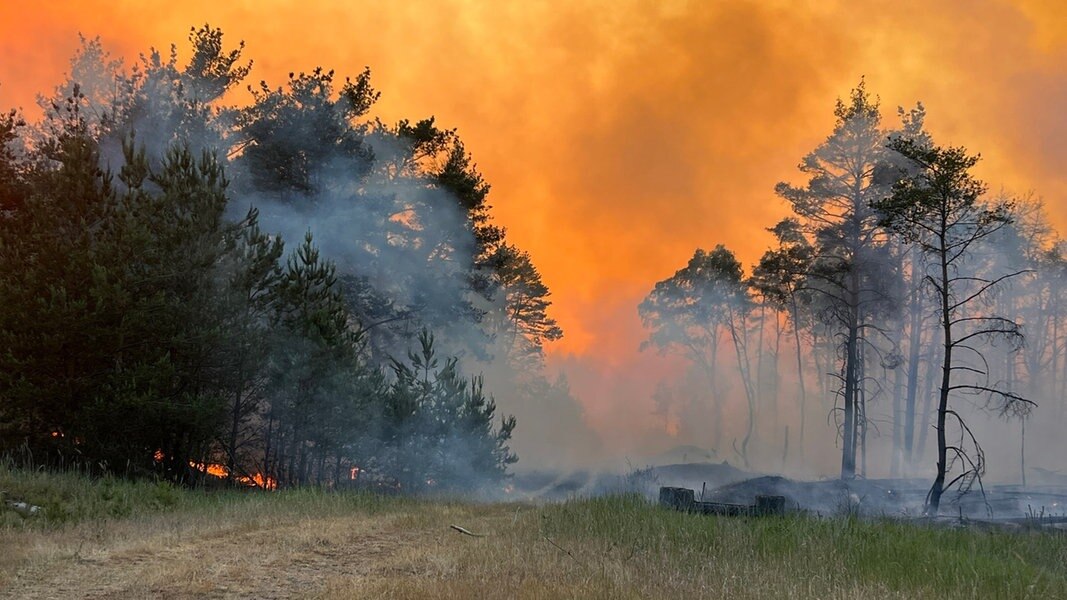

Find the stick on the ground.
xmin=450 ymin=524 xmax=486 ymax=537
xmin=543 ymin=534 xmax=588 ymax=569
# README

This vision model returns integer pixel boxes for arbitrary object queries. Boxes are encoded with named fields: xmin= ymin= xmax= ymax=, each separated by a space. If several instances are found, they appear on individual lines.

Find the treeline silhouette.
xmin=641 ymin=82 xmax=1065 ymax=512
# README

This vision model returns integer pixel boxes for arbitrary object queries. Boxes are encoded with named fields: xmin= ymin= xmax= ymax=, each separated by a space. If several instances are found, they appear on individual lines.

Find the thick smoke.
xmin=629 ymin=86 xmax=1067 ymax=511
xmin=29 ymin=31 xmax=605 ymax=486
xmin=22 ymin=27 xmax=1067 ymax=509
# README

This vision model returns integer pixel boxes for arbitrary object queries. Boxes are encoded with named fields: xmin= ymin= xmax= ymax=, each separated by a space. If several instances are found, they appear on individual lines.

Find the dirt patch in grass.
xmin=1 ymin=510 xmax=428 ymax=599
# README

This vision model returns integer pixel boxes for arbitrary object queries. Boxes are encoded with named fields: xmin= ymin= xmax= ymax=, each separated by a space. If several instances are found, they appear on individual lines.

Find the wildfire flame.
xmin=190 ymin=461 xmax=228 ymax=478
xmin=245 ymin=472 xmax=278 ymax=490
xmin=153 ymin=450 xmax=275 ymax=489
xmin=189 ymin=460 xmax=277 ymax=489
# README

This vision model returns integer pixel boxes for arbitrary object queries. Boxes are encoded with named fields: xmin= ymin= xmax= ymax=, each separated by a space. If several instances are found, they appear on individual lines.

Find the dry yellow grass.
xmin=3 ymin=480 xmax=1066 ymax=599
xmin=1 ymin=493 xmax=438 ymax=599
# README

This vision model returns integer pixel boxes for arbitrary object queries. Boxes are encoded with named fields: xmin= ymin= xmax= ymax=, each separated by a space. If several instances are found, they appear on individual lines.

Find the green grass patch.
xmin=0 ymin=462 xmax=189 ymax=527
xmin=538 ymin=494 xmax=1067 ymax=598
xmin=0 ymin=462 xmax=415 ymax=529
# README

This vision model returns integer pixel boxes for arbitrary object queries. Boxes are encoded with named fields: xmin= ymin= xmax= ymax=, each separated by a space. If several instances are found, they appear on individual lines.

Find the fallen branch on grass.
xmin=542 ymin=534 xmax=589 ymax=569
xmin=450 ymin=524 xmax=486 ymax=537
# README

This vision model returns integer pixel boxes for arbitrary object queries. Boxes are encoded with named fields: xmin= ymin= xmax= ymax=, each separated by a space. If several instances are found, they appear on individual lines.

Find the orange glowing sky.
xmin=3 ymin=1 xmax=1066 ymax=447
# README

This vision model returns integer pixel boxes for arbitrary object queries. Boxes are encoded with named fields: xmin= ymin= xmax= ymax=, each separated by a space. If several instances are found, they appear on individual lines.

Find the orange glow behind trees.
xmin=2 ymin=1 xmax=1066 ymax=454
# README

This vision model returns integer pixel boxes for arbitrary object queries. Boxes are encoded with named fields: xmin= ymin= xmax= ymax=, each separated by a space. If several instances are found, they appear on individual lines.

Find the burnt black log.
xmin=755 ymin=495 xmax=786 ymax=516
xmin=659 ymin=486 xmax=695 ymax=511
xmin=660 ymin=486 xmax=786 ymax=517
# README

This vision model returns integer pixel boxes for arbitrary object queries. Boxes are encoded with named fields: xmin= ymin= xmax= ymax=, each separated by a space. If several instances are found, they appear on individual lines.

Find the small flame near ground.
xmin=189 ymin=461 xmax=229 ymax=478
xmin=153 ymin=450 xmax=276 ymax=489
xmin=188 ymin=460 xmax=277 ymax=490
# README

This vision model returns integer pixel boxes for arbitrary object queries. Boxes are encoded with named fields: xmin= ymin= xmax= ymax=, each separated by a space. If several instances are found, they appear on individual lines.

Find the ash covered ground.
xmin=512 ymin=457 xmax=1067 ymax=524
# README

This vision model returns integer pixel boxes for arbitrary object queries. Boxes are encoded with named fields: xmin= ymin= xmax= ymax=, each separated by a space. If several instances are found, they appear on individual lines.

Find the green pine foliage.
xmin=0 ymin=26 xmax=561 ymax=493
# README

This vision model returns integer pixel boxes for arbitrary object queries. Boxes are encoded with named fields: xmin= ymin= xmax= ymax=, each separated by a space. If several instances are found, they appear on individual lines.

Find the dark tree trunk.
xmin=903 ymin=269 xmax=923 ymax=467
xmin=926 ymin=228 xmax=953 ymax=515
xmin=840 ymin=317 xmax=858 ymax=480
xmin=915 ymin=328 xmax=940 ymax=461
xmin=790 ymin=295 xmax=808 ymax=459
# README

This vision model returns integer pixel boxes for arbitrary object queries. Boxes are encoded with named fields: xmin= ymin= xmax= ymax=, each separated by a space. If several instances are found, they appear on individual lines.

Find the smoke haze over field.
xmin=4 ymin=1 xmax=1067 ymax=478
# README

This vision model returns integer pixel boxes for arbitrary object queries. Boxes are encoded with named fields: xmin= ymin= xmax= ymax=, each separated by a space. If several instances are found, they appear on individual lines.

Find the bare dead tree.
xmin=875 ymin=138 xmax=1033 ymax=514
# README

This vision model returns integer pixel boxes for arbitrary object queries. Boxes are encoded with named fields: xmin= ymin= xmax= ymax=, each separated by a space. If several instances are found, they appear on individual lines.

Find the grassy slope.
xmin=2 ymin=465 xmax=1066 ymax=599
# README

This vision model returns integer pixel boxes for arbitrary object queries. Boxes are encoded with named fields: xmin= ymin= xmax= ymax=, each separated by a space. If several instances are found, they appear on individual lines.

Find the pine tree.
xmin=775 ymin=81 xmax=910 ymax=478
xmin=639 ymin=245 xmax=755 ymax=461
xmin=217 ymin=206 xmax=284 ymax=483
xmin=269 ymin=231 xmax=359 ymax=486
xmin=0 ymin=101 xmax=120 ymax=459
xmin=383 ymin=330 xmax=515 ymax=492
xmin=875 ymin=138 xmax=1031 ymax=514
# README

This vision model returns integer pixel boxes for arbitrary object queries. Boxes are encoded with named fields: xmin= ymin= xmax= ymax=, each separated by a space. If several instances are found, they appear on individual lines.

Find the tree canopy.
xmin=0 ymin=25 xmax=565 ymax=492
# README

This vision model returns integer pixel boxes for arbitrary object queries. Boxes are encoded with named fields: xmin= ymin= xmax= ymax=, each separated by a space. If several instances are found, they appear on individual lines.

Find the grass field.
xmin=2 ymin=463 xmax=1066 ymax=599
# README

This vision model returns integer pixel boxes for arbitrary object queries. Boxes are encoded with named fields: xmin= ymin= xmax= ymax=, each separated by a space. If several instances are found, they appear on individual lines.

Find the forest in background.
xmin=641 ymin=81 xmax=1065 ymax=512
